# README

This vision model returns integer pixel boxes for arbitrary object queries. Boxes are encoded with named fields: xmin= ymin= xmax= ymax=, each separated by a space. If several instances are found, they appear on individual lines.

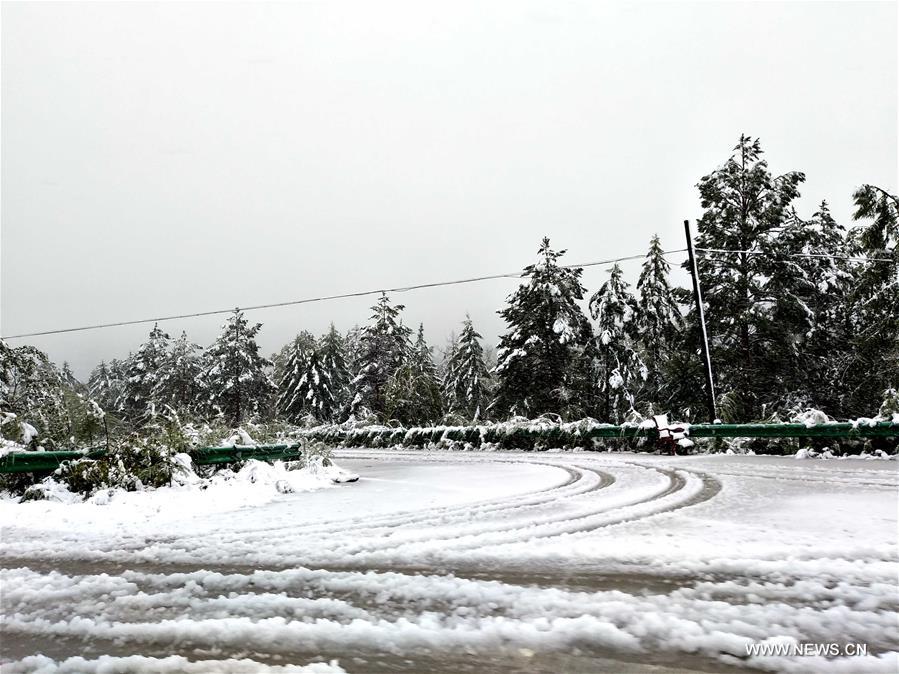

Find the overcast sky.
xmin=2 ymin=1 xmax=896 ymax=378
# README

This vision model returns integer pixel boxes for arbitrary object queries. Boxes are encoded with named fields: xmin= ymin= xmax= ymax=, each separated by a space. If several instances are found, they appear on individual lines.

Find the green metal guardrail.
xmin=0 ymin=443 xmax=306 ymax=474
xmin=0 ymin=422 xmax=896 ymax=474
xmin=682 ymin=422 xmax=899 ymax=439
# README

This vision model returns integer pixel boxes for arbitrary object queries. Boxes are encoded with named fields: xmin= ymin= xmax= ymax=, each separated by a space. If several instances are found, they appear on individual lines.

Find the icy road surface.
xmin=1 ymin=451 xmax=897 ymax=673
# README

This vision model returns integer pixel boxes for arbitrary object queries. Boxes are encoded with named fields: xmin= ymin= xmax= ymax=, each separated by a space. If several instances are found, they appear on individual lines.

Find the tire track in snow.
xmin=0 ymin=461 xmax=704 ymax=570
xmin=689 ymin=468 xmax=897 ymax=489
xmin=201 ymin=459 xmax=593 ymax=542
xmin=378 ymin=465 xmax=721 ymax=557
xmin=281 ymin=465 xmax=616 ymax=546
xmin=22 ymin=459 xmax=613 ymax=567
xmin=273 ymin=464 xmax=715 ymax=564
xmin=533 ymin=464 xmax=723 ymax=537
xmin=0 ymin=456 xmax=582 ymax=564
xmin=132 ymin=462 xmax=620 ymax=566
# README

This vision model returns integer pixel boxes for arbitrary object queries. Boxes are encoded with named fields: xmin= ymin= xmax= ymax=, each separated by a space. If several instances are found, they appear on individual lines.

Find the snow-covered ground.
xmin=1 ymin=451 xmax=897 ymax=673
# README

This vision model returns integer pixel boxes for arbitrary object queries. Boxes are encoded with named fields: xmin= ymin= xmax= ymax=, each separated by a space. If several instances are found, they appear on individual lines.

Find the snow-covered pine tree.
xmin=276 ymin=325 xmax=350 ymax=424
xmin=690 ymin=135 xmax=805 ymax=420
xmin=385 ymin=325 xmax=443 ymax=426
xmin=285 ymin=347 xmax=338 ymax=423
xmin=0 ymin=340 xmax=68 ymax=445
xmin=202 ymin=310 xmax=276 ymax=425
xmin=116 ymin=324 xmax=172 ymax=422
xmin=444 ymin=316 xmax=490 ymax=421
xmin=318 ymin=324 xmax=351 ymax=420
xmin=343 ymin=326 xmax=363 ymax=378
xmin=350 ymin=294 xmax=412 ymax=421
xmin=276 ymin=341 xmax=306 ymax=422
xmin=771 ymin=203 xmax=853 ymax=413
xmin=492 ymin=238 xmax=596 ymax=420
xmin=153 ymin=331 xmax=206 ymax=417
xmin=275 ymin=332 xmax=318 ymax=422
xmin=439 ymin=332 xmax=458 ymax=410
xmin=271 ymin=331 xmax=316 ymax=388
xmin=589 ymin=263 xmax=646 ymax=423
xmin=60 ymin=362 xmax=84 ymax=394
xmin=635 ymin=235 xmax=682 ymax=408
xmin=840 ymin=185 xmax=899 ymax=415
xmin=88 ymin=360 xmax=126 ymax=412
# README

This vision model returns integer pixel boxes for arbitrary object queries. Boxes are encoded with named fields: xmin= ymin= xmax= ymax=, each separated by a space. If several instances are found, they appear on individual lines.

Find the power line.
xmin=0 ymin=249 xmax=688 ymax=340
xmin=2 ymin=244 xmax=892 ymax=341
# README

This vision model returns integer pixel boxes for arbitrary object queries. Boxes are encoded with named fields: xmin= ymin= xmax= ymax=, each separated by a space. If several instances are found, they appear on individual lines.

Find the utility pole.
xmin=234 ymin=307 xmax=241 ymax=427
xmin=684 ymin=219 xmax=717 ymax=423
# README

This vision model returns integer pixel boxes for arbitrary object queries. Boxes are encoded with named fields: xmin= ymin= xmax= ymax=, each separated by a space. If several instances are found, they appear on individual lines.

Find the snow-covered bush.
xmin=293 ymin=417 xmax=655 ymax=452
xmin=879 ymin=388 xmax=899 ymax=423
xmin=54 ymin=433 xmax=177 ymax=497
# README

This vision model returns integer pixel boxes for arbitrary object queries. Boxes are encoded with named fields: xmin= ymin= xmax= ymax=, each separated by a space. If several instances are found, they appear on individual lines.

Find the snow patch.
xmin=0 ymin=655 xmax=346 ymax=673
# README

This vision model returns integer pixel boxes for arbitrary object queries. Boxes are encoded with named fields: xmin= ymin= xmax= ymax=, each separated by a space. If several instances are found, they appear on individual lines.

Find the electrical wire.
xmin=2 ymin=244 xmax=892 ymax=340
xmin=0 ymin=249 xmax=688 ymax=340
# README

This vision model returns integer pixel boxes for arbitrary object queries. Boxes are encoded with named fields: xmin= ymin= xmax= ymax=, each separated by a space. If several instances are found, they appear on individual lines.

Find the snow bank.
xmin=0 ymin=457 xmax=358 ymax=532
xmin=1 ymin=655 xmax=346 ymax=673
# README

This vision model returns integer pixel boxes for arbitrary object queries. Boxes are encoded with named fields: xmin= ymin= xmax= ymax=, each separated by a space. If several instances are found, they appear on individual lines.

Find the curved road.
xmin=1 ymin=451 xmax=897 ymax=673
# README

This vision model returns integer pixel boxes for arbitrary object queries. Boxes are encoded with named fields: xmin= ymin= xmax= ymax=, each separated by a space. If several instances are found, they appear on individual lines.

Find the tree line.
xmin=1 ymin=136 xmax=896 ymax=447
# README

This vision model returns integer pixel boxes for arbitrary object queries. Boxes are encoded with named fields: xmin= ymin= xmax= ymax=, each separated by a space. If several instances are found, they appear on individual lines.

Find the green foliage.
xmin=275 ymin=331 xmax=318 ymax=422
xmin=88 ymin=359 xmax=126 ymax=412
xmin=444 ymin=317 xmax=491 ymax=422
xmin=55 ymin=432 xmax=177 ymax=496
xmin=635 ymin=234 xmax=683 ymax=408
xmin=153 ymin=331 xmax=207 ymax=418
xmin=716 ymin=390 xmax=747 ymax=424
xmin=880 ymin=388 xmax=899 ymax=420
xmin=839 ymin=186 xmax=899 ymax=416
xmin=202 ymin=310 xmax=276 ymax=426
xmin=116 ymin=324 xmax=172 ymax=422
xmin=350 ymin=294 xmax=413 ymax=420
xmin=0 ymin=470 xmax=50 ymax=498
xmin=0 ymin=340 xmax=68 ymax=447
xmin=385 ymin=325 xmax=443 ymax=426
xmin=318 ymin=324 xmax=351 ymax=419
xmin=690 ymin=135 xmax=806 ymax=420
xmin=492 ymin=238 xmax=596 ymax=420
xmin=589 ymin=263 xmax=645 ymax=423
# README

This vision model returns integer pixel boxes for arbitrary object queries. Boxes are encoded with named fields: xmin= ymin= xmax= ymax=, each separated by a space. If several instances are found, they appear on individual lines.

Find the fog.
xmin=2 ymin=1 xmax=895 ymax=377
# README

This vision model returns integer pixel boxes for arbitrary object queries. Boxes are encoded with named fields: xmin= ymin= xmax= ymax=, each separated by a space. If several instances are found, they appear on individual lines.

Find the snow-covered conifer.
xmin=589 ymin=263 xmax=646 ymax=422
xmin=690 ymin=135 xmax=805 ymax=420
xmin=492 ymin=238 xmax=595 ymax=420
xmin=770 ymin=203 xmax=853 ymax=411
xmin=88 ymin=360 xmax=126 ymax=412
xmin=202 ymin=311 xmax=276 ymax=425
xmin=839 ymin=185 xmax=899 ymax=415
xmin=385 ymin=325 xmax=443 ymax=425
xmin=318 ymin=324 xmax=351 ymax=419
xmin=275 ymin=332 xmax=318 ymax=422
xmin=116 ymin=324 xmax=172 ymax=422
xmin=0 ymin=340 xmax=68 ymax=445
xmin=286 ymin=348 xmax=338 ymax=423
xmin=60 ymin=362 xmax=84 ymax=393
xmin=153 ymin=331 xmax=206 ymax=416
xmin=349 ymin=294 xmax=412 ymax=420
xmin=635 ymin=235 xmax=682 ymax=406
xmin=444 ymin=316 xmax=490 ymax=421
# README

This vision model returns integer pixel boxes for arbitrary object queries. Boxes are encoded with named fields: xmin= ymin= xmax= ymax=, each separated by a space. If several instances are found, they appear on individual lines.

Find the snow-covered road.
xmin=1 ymin=451 xmax=897 ymax=673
